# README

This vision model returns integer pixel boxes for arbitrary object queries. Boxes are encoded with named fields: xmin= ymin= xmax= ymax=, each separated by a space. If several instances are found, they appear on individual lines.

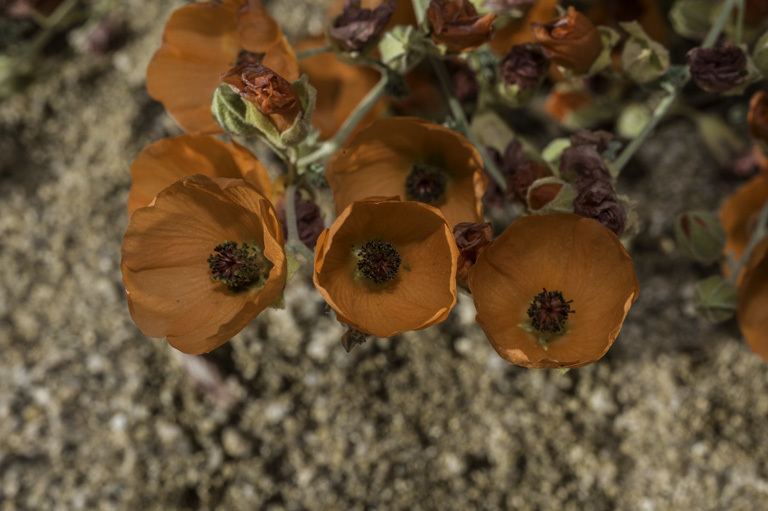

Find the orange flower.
xmin=738 ymin=237 xmax=768 ymax=363
xmin=532 ymin=6 xmax=603 ymax=74
xmin=127 ymin=134 xmax=271 ymax=216
xmin=720 ymin=174 xmax=768 ymax=272
xmin=296 ymin=37 xmax=386 ymax=140
xmin=325 ymin=117 xmax=487 ymax=229
xmin=748 ymin=91 xmax=768 ymax=143
xmin=146 ymin=0 xmax=298 ymax=135
xmin=121 ymin=175 xmax=286 ymax=354
xmin=426 ymin=0 xmax=497 ymax=53
xmin=489 ymin=0 xmax=559 ymax=55
xmin=468 ymin=214 xmax=639 ymax=368
xmin=313 ymin=197 xmax=459 ymax=337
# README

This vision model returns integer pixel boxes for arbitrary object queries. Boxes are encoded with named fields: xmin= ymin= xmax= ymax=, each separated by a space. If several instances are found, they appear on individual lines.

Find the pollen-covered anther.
xmin=357 ymin=240 xmax=402 ymax=284
xmin=527 ymin=288 xmax=575 ymax=334
xmin=406 ymin=163 xmax=448 ymax=203
xmin=208 ymin=241 xmax=269 ymax=291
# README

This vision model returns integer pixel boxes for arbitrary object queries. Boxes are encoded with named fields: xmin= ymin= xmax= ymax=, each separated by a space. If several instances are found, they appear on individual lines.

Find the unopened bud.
xmin=675 ymin=210 xmax=726 ymax=264
xmin=620 ymin=21 xmax=670 ymax=84
xmin=686 ymin=44 xmax=749 ymax=95
xmin=211 ymin=84 xmax=260 ymax=137
xmin=453 ymin=222 xmax=493 ymax=287
xmin=669 ymin=0 xmax=713 ymax=40
xmin=328 ymin=0 xmax=396 ymax=53
xmin=693 ymin=275 xmax=737 ymax=323
xmin=427 ymin=0 xmax=497 ymax=53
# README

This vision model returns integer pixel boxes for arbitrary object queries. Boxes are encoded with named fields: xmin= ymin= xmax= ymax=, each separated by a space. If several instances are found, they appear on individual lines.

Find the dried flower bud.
xmin=501 ymin=44 xmax=550 ymax=89
xmin=694 ymin=275 xmax=737 ymax=323
xmin=277 ymin=193 xmax=326 ymax=250
xmin=573 ymin=178 xmax=626 ymax=236
xmin=453 ymin=222 xmax=493 ymax=286
xmin=674 ymin=210 xmax=726 ymax=264
xmin=749 ymin=91 xmax=768 ymax=143
xmin=686 ymin=44 xmax=747 ymax=94
xmin=559 ymin=144 xmax=611 ymax=183
xmin=531 ymin=6 xmax=602 ymax=74
xmin=620 ymin=20 xmax=670 ymax=84
xmin=426 ymin=0 xmax=497 ymax=53
xmin=328 ymin=0 xmax=396 ymax=53
xmin=221 ymin=62 xmax=300 ymax=132
xmin=570 ymin=129 xmax=613 ymax=153
xmin=511 ymin=161 xmax=549 ymax=203
xmin=445 ymin=58 xmax=478 ymax=104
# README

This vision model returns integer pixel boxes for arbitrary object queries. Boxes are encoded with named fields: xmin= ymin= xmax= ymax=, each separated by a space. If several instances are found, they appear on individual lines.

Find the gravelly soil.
xmin=1 ymin=1 xmax=768 ymax=510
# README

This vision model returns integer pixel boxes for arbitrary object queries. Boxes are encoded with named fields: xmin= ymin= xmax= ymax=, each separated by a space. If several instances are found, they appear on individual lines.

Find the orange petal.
xmin=326 ymin=117 xmax=486 ymax=229
xmin=738 ymin=238 xmax=768 ymax=363
xmin=127 ymin=134 xmax=271 ymax=216
xmin=146 ymin=1 xmax=241 ymax=134
xmin=468 ymin=214 xmax=638 ymax=368
xmin=489 ymin=0 xmax=559 ymax=54
xmin=720 ymin=174 xmax=768 ymax=276
xmin=235 ymin=0 xmax=281 ymax=53
xmin=313 ymin=198 xmax=458 ymax=337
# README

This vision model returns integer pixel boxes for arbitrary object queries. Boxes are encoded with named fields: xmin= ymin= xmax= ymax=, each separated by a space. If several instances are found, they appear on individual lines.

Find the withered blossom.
xmin=570 ymin=129 xmax=613 ymax=153
xmin=220 ymin=62 xmax=300 ymax=132
xmin=453 ymin=222 xmax=493 ymax=286
xmin=501 ymin=44 xmax=550 ymax=89
xmin=686 ymin=44 xmax=747 ymax=94
xmin=328 ymin=0 xmax=396 ymax=52
xmin=748 ymin=91 xmax=768 ymax=143
xmin=573 ymin=178 xmax=626 ymax=236
xmin=559 ymin=144 xmax=611 ymax=183
xmin=426 ymin=0 xmax=497 ymax=53
xmin=532 ymin=6 xmax=602 ymax=74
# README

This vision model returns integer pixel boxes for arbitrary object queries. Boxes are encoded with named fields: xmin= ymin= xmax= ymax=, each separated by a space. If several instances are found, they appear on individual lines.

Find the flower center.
xmin=406 ymin=163 xmax=448 ymax=203
xmin=527 ymin=288 xmax=575 ymax=334
xmin=357 ymin=240 xmax=401 ymax=284
xmin=208 ymin=241 xmax=269 ymax=292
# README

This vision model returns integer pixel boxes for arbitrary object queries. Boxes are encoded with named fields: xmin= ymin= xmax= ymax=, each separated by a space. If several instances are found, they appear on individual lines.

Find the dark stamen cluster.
xmin=406 ymin=163 xmax=448 ymax=203
xmin=208 ymin=241 xmax=268 ymax=292
xmin=527 ymin=288 xmax=575 ymax=334
xmin=357 ymin=240 xmax=401 ymax=284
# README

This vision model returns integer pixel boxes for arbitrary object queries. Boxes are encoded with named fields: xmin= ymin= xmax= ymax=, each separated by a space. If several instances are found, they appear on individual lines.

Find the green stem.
xmin=429 ymin=57 xmax=507 ymax=189
xmin=702 ymin=0 xmax=741 ymax=48
xmin=614 ymin=92 xmax=678 ymax=172
xmin=727 ymin=201 xmax=768 ymax=284
xmin=297 ymin=45 xmax=332 ymax=60
xmin=297 ymin=74 xmax=388 ymax=168
xmin=284 ymin=184 xmax=315 ymax=261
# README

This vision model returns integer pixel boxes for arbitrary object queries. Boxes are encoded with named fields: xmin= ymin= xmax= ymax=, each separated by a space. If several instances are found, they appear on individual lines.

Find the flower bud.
xmin=500 ymin=43 xmax=549 ymax=89
xmin=453 ymin=222 xmax=492 ymax=287
xmin=328 ymin=0 xmax=396 ymax=53
xmin=221 ymin=62 xmax=301 ymax=132
xmin=531 ymin=7 xmax=602 ymax=74
xmin=669 ymin=0 xmax=712 ymax=40
xmin=426 ymin=0 xmax=497 ymax=53
xmin=674 ymin=210 xmax=726 ymax=264
xmin=686 ymin=44 xmax=748 ymax=94
xmin=573 ymin=178 xmax=626 ymax=236
xmin=379 ymin=25 xmax=437 ymax=75
xmin=559 ymin=144 xmax=611 ymax=183
xmin=211 ymin=83 xmax=261 ymax=137
xmin=693 ymin=275 xmax=737 ymax=323
xmin=620 ymin=20 xmax=670 ymax=84
xmin=748 ymin=90 xmax=768 ymax=143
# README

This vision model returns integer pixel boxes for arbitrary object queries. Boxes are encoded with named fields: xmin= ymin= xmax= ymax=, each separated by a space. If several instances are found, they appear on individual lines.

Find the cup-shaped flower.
xmin=147 ymin=0 xmax=298 ymax=134
xmin=121 ymin=175 xmax=286 ymax=355
xmin=738 ymin=238 xmax=768 ymax=363
xmin=325 ymin=117 xmax=487 ymax=229
xmin=295 ymin=37 xmax=386 ymax=140
xmin=426 ymin=0 xmax=497 ymax=53
xmin=313 ymin=197 xmax=459 ymax=337
xmin=532 ymin=6 xmax=602 ymax=74
xmin=720 ymin=174 xmax=768 ymax=271
xmin=468 ymin=213 xmax=639 ymax=368
xmin=127 ymin=134 xmax=271 ymax=216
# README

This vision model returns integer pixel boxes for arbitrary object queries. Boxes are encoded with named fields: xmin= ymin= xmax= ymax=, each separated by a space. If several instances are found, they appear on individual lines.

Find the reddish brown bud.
xmin=220 ymin=63 xmax=300 ymax=132
xmin=501 ymin=44 xmax=550 ymax=89
xmin=426 ymin=0 xmax=497 ymax=53
xmin=748 ymin=91 xmax=768 ymax=143
xmin=453 ymin=222 xmax=493 ymax=286
xmin=328 ymin=0 xmax=396 ymax=52
xmin=511 ymin=161 xmax=549 ymax=203
xmin=559 ymin=144 xmax=611 ymax=183
xmin=573 ymin=178 xmax=626 ymax=236
xmin=532 ymin=7 xmax=602 ymax=74
xmin=686 ymin=44 xmax=747 ymax=94
xmin=570 ymin=129 xmax=613 ymax=153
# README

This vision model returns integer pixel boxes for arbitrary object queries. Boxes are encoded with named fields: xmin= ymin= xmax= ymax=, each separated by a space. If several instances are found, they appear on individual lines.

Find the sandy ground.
xmin=2 ymin=1 xmax=768 ymax=510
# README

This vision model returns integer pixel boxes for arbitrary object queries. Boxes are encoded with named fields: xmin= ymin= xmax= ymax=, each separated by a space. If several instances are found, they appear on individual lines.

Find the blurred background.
xmin=1 ymin=0 xmax=768 ymax=509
